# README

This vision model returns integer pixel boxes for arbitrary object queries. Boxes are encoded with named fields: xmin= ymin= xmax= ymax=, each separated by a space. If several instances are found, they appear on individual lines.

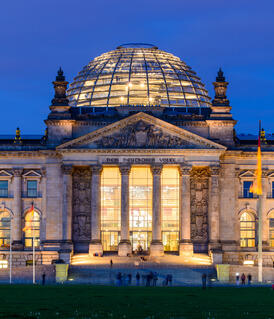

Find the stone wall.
xmin=0 ymin=265 xmax=56 ymax=283
xmin=229 ymin=265 xmax=274 ymax=283
xmin=223 ymin=251 xmax=274 ymax=268
xmin=0 ymin=251 xmax=59 ymax=267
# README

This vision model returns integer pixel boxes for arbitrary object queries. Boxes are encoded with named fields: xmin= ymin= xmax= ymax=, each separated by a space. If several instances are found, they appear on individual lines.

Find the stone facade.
xmin=0 ymin=49 xmax=274 ymax=268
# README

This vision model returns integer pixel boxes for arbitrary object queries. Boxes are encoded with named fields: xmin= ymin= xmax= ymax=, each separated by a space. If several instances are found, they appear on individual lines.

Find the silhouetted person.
xmin=110 ymin=259 xmax=113 ymax=268
xmin=136 ymin=272 xmax=140 ymax=286
xmin=202 ymin=273 xmax=207 ymax=289
xmin=241 ymin=273 xmax=246 ymax=285
xmin=247 ymin=274 xmax=252 ymax=285
xmin=42 ymin=273 xmax=46 ymax=285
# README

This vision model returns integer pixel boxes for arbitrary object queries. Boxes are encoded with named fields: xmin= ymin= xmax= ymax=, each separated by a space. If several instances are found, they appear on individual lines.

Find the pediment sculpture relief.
xmin=94 ymin=120 xmax=193 ymax=149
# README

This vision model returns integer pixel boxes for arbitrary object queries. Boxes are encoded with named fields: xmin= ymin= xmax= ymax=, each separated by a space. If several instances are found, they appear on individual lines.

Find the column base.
xmin=89 ymin=240 xmax=103 ymax=257
xmin=150 ymin=240 xmax=164 ymax=257
xmin=12 ymin=240 xmax=24 ymax=251
xmin=179 ymin=241 xmax=193 ymax=257
xmin=118 ymin=240 xmax=132 ymax=257
xmin=208 ymin=240 xmax=222 ymax=252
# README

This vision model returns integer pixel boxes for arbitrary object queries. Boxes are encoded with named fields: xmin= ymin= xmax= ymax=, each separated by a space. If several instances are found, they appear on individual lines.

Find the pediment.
xmin=0 ymin=170 xmax=13 ymax=178
xmin=22 ymin=170 xmax=42 ymax=178
xmin=57 ymin=112 xmax=226 ymax=150
xmin=238 ymin=170 xmax=255 ymax=178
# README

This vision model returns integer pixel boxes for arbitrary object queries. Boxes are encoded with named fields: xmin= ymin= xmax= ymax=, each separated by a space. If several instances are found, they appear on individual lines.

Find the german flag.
xmin=250 ymin=125 xmax=262 ymax=195
xmin=23 ymin=202 xmax=34 ymax=232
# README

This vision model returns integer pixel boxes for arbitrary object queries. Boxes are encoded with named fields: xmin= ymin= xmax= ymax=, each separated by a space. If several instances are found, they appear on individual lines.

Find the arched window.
xmin=269 ymin=211 xmax=274 ymax=248
xmin=24 ymin=210 xmax=40 ymax=248
xmin=240 ymin=212 xmax=256 ymax=247
xmin=0 ymin=211 xmax=11 ymax=249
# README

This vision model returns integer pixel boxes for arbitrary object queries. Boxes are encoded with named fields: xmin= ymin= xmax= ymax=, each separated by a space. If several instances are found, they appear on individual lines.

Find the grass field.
xmin=0 ymin=285 xmax=273 ymax=319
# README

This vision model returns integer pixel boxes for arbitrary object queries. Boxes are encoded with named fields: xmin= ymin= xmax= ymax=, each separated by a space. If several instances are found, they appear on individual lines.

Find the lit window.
xmin=161 ymin=167 xmax=179 ymax=251
xmin=243 ymin=181 xmax=253 ymax=198
xmin=0 ymin=211 xmax=11 ymax=249
xmin=24 ymin=210 xmax=40 ymax=248
xmin=240 ymin=212 xmax=255 ymax=247
xmin=27 ymin=180 xmax=38 ymax=198
xmin=129 ymin=167 xmax=152 ymax=251
xmin=269 ymin=211 xmax=274 ymax=248
xmin=101 ymin=167 xmax=121 ymax=251
xmin=0 ymin=181 xmax=8 ymax=197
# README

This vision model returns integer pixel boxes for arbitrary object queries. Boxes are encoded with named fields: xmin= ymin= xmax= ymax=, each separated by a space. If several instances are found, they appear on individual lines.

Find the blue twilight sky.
xmin=0 ymin=0 xmax=273 ymax=135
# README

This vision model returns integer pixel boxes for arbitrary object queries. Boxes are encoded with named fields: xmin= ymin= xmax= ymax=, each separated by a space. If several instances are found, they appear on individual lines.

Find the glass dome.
xmin=67 ymin=44 xmax=211 ymax=108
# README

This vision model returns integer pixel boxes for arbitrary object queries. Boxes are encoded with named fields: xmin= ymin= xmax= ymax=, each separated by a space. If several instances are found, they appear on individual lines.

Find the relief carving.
xmin=190 ymin=167 xmax=209 ymax=242
xmin=94 ymin=120 xmax=192 ymax=149
xmin=72 ymin=168 xmax=91 ymax=242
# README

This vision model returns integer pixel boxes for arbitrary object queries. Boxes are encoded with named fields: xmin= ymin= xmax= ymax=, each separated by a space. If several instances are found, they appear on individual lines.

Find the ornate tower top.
xmin=212 ymin=68 xmax=229 ymax=106
xmin=51 ymin=67 xmax=69 ymax=106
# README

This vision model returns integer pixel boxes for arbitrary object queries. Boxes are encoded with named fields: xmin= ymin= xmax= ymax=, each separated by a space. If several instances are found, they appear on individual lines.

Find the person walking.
xmin=116 ymin=272 xmax=122 ymax=287
xmin=236 ymin=273 xmax=240 ymax=286
xmin=128 ymin=273 xmax=132 ymax=285
xmin=247 ymin=274 xmax=252 ymax=285
xmin=110 ymin=259 xmax=113 ymax=268
xmin=202 ymin=273 xmax=207 ymax=289
xmin=152 ymin=272 xmax=158 ymax=287
xmin=241 ymin=273 xmax=246 ymax=285
xmin=136 ymin=272 xmax=140 ymax=286
xmin=42 ymin=272 xmax=46 ymax=285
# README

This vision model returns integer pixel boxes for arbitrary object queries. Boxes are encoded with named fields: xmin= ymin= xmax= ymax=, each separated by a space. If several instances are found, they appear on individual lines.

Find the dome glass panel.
xmin=67 ymin=44 xmax=211 ymax=108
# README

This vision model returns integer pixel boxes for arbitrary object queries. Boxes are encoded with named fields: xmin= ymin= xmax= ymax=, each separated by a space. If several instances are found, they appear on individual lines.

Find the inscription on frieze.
xmin=104 ymin=157 xmax=180 ymax=164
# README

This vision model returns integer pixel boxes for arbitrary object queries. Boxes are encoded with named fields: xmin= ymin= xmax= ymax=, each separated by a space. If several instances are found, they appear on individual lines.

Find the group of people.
xmin=236 ymin=273 xmax=252 ymax=285
xmin=115 ymin=271 xmax=173 ymax=287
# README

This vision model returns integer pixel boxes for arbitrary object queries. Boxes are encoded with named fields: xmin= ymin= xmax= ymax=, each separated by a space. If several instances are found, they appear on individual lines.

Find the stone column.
xmin=118 ymin=165 xmax=132 ymax=256
xmin=61 ymin=165 xmax=73 ymax=255
xmin=179 ymin=165 xmax=193 ymax=257
xmin=150 ymin=164 xmax=164 ymax=256
xmin=208 ymin=166 xmax=221 ymax=251
xmin=12 ymin=168 xmax=23 ymax=250
xmin=89 ymin=165 xmax=103 ymax=256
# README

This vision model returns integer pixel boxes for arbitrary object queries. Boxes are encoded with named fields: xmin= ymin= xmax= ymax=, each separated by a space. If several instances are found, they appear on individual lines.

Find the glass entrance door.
xmin=162 ymin=231 xmax=179 ymax=251
xmin=131 ymin=231 xmax=152 ymax=251
xmin=101 ymin=231 xmax=120 ymax=251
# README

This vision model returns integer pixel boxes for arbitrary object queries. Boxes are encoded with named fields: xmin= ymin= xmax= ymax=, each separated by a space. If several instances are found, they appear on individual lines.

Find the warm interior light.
xmin=0 ymin=260 xmax=8 ymax=269
xmin=243 ymin=260 xmax=254 ymax=265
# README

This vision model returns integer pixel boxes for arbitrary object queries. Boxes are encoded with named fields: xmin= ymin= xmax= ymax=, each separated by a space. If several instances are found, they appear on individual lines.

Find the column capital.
xmin=41 ymin=167 xmax=47 ymax=177
xmin=13 ymin=168 xmax=23 ymax=177
xmin=90 ymin=165 xmax=102 ymax=175
xmin=150 ymin=164 xmax=163 ymax=176
xmin=179 ymin=165 xmax=191 ymax=176
xmin=119 ymin=165 xmax=131 ymax=176
xmin=210 ymin=166 xmax=220 ymax=176
xmin=61 ymin=164 xmax=73 ymax=175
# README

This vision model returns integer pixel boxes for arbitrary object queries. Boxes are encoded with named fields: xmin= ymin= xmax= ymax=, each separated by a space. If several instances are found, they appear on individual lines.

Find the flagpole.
xmin=9 ymin=217 xmax=12 ymax=284
xmin=258 ymin=195 xmax=262 ymax=282
xmin=257 ymin=120 xmax=263 ymax=283
xmin=32 ymin=202 xmax=35 ymax=284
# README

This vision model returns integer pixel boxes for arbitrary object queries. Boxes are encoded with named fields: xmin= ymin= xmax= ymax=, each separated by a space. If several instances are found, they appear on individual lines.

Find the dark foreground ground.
xmin=0 ymin=285 xmax=273 ymax=319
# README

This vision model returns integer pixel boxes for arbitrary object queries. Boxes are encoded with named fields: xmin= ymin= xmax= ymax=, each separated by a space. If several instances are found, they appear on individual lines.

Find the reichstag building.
xmin=0 ymin=43 xmax=273 ymax=266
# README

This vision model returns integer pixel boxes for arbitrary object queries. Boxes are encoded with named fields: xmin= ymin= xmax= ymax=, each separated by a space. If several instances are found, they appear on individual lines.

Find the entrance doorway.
xmin=162 ymin=231 xmax=179 ymax=251
xmin=101 ymin=231 xmax=120 ymax=251
xmin=130 ymin=231 xmax=152 ymax=252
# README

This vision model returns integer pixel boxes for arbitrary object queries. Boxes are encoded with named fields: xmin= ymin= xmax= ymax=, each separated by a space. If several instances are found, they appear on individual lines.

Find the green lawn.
xmin=0 ymin=285 xmax=273 ymax=319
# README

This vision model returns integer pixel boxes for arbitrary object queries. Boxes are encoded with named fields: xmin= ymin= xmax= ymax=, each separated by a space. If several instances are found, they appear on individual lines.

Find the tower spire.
xmin=212 ymin=68 xmax=229 ymax=106
xmin=51 ymin=67 xmax=69 ymax=106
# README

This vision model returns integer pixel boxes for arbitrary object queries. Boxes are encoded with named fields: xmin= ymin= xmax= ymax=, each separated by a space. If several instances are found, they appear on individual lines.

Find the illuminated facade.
xmin=0 ymin=44 xmax=274 ymax=266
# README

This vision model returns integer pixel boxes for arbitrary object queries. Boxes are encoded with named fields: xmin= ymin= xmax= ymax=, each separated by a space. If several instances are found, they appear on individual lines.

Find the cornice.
xmin=45 ymin=120 xmax=76 ymax=126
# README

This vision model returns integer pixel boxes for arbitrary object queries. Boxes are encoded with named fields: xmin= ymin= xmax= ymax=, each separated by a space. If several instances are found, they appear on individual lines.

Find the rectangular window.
xmin=0 ymin=181 xmax=8 ymax=197
xmin=27 ymin=180 xmax=37 ymax=197
xmin=243 ymin=181 xmax=253 ymax=198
